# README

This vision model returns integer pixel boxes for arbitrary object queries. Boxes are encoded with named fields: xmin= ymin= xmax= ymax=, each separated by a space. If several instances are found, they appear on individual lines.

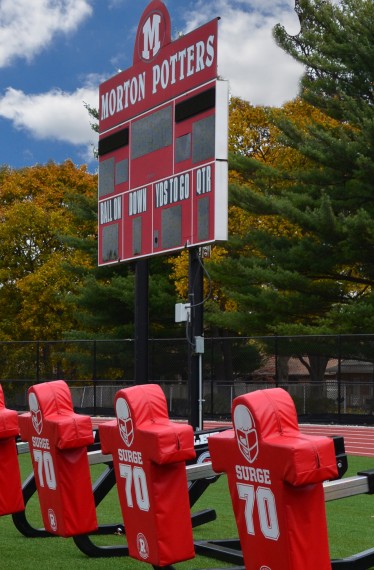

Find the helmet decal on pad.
xmin=29 ymin=392 xmax=43 ymax=435
xmin=234 ymin=404 xmax=259 ymax=463
xmin=116 ymin=397 xmax=134 ymax=447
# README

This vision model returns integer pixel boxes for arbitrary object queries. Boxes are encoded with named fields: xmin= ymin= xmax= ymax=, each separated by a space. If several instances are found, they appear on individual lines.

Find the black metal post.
xmin=134 ymin=259 xmax=149 ymax=384
xmin=36 ymin=341 xmax=40 ymax=383
xmin=338 ymin=334 xmax=342 ymax=419
xmin=92 ymin=340 xmax=97 ymax=416
xmin=188 ymin=247 xmax=204 ymax=430
xmin=274 ymin=334 xmax=279 ymax=387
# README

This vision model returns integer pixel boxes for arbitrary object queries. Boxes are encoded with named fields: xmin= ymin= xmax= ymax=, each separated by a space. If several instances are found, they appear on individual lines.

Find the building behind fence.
xmin=1 ymin=334 xmax=374 ymax=424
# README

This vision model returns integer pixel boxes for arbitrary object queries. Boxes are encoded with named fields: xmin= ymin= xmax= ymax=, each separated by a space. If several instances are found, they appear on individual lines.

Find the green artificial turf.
xmin=0 ymin=453 xmax=374 ymax=569
xmin=327 ymin=455 xmax=374 ymax=562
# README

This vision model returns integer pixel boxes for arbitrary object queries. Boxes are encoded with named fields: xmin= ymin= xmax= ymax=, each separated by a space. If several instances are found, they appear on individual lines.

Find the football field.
xmin=1 ymin=452 xmax=374 ymax=569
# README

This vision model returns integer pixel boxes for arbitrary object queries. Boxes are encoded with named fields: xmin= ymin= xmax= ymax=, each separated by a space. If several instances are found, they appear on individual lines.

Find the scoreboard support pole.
xmin=134 ymin=259 xmax=149 ymax=384
xmin=188 ymin=247 xmax=204 ymax=431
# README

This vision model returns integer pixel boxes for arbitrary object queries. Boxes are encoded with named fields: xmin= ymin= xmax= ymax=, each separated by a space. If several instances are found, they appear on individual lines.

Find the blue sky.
xmin=0 ymin=0 xmax=303 ymax=173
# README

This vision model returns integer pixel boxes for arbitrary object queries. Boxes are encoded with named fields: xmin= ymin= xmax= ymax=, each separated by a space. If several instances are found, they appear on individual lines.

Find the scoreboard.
xmin=98 ymin=0 xmax=228 ymax=265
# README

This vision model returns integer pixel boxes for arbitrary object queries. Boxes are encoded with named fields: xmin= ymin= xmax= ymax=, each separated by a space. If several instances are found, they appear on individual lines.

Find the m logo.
xmin=133 ymin=1 xmax=171 ymax=65
xmin=141 ymin=13 xmax=162 ymax=60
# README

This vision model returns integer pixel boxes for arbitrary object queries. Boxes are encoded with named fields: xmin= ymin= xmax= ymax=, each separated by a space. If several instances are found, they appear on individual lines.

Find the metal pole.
xmin=134 ymin=259 xmax=149 ymax=384
xmin=188 ymin=247 xmax=204 ymax=431
xmin=198 ymin=352 xmax=203 ymax=430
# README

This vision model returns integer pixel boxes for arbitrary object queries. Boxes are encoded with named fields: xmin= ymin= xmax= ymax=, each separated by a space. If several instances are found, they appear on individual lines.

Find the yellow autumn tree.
xmin=0 ymin=160 xmax=97 ymax=341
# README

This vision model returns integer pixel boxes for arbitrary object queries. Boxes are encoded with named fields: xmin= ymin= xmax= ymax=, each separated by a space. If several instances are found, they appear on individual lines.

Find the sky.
xmin=0 ymin=0 xmax=304 ymax=172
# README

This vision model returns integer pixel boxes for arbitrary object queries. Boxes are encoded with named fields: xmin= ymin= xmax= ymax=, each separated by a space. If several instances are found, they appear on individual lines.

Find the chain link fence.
xmin=1 ymin=335 xmax=374 ymax=424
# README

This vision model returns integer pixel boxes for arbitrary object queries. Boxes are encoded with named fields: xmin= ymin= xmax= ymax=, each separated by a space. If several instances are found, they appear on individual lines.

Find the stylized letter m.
xmin=142 ymin=14 xmax=161 ymax=60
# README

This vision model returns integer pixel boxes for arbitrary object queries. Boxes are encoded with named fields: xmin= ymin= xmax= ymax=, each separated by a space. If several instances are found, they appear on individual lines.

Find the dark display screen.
xmin=99 ymin=157 xmax=115 ymax=197
xmin=115 ymin=159 xmax=129 ymax=184
xmin=131 ymin=105 xmax=172 ymax=160
xmin=192 ymin=114 xmax=215 ymax=164
xmin=175 ymin=133 xmax=191 ymax=163
xmin=198 ymin=196 xmax=210 ymax=241
xmin=98 ymin=127 xmax=129 ymax=156
xmin=102 ymin=224 xmax=119 ymax=262
xmin=132 ymin=216 xmax=142 ymax=255
xmin=162 ymin=205 xmax=182 ymax=249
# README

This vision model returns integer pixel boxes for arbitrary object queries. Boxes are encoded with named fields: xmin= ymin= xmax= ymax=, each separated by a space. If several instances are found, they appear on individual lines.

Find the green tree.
xmin=67 ymin=260 xmax=179 ymax=340
xmin=209 ymin=0 xmax=374 ymax=339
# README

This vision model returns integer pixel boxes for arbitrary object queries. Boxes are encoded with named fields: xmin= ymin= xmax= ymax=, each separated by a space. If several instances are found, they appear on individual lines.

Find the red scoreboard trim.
xmin=98 ymin=0 xmax=228 ymax=265
xmin=99 ymin=17 xmax=218 ymax=133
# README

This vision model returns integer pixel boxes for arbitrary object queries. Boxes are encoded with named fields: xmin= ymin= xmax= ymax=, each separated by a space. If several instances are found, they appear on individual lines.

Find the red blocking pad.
xmin=0 ymin=385 xmax=24 ymax=515
xmin=208 ymin=387 xmax=338 ymax=570
xmin=100 ymin=384 xmax=196 ymax=567
xmin=18 ymin=380 xmax=97 ymax=537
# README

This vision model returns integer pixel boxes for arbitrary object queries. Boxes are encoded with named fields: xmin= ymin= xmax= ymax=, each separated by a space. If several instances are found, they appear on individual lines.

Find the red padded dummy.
xmin=208 ymin=388 xmax=338 ymax=570
xmin=18 ymin=380 xmax=97 ymax=537
xmin=0 ymin=385 xmax=24 ymax=515
xmin=99 ymin=384 xmax=196 ymax=567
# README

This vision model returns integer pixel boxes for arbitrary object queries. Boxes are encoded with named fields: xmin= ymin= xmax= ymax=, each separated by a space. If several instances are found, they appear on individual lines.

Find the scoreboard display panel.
xmin=98 ymin=0 xmax=228 ymax=265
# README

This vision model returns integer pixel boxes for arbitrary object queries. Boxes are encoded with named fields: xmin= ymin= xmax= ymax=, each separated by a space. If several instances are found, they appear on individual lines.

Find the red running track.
xmin=203 ymin=421 xmax=374 ymax=458
xmin=92 ymin=418 xmax=374 ymax=458
xmin=299 ymin=424 xmax=374 ymax=458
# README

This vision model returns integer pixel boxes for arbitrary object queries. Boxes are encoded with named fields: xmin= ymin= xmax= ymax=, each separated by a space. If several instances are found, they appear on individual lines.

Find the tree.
xmin=0 ymin=161 xmax=97 ymax=342
xmin=0 ymin=161 xmax=99 ymax=385
xmin=67 ymin=259 xmax=179 ymax=340
xmin=208 ymin=0 xmax=374 ymax=340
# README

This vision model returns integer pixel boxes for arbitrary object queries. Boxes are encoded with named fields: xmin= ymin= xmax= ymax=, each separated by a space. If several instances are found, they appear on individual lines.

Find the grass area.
xmin=1 ymin=454 xmax=374 ymax=569
xmin=327 ymin=455 xmax=374 ymax=563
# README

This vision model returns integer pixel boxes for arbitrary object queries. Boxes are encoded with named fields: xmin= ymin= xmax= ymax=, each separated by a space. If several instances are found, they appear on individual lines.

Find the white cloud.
xmin=0 ymin=83 xmax=99 ymax=150
xmin=183 ymin=0 xmax=304 ymax=106
xmin=0 ymin=0 xmax=92 ymax=67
